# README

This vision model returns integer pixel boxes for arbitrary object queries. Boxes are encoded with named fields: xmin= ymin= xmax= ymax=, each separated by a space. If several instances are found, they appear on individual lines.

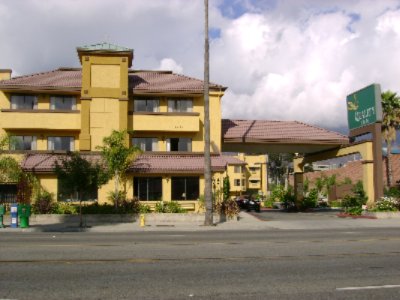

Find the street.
xmin=1 ymin=228 xmax=400 ymax=299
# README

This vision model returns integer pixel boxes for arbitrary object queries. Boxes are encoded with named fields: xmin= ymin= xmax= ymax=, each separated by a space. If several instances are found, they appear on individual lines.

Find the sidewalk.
xmin=1 ymin=210 xmax=400 ymax=232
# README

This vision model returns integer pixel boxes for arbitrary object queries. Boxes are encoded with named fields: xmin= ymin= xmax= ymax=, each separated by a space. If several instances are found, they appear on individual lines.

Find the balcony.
xmin=129 ymin=112 xmax=200 ymax=132
xmin=0 ymin=109 xmax=81 ymax=131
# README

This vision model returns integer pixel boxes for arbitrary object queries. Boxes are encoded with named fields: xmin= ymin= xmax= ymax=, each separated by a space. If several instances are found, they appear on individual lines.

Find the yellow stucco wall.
xmin=225 ymin=154 xmax=268 ymax=198
xmin=0 ymin=48 xmax=227 ymax=211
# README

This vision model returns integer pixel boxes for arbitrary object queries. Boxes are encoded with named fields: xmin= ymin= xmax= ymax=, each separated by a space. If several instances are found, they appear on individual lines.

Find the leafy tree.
xmin=268 ymin=153 xmax=294 ymax=186
xmin=97 ymin=130 xmax=140 ymax=210
xmin=222 ymin=176 xmax=230 ymax=201
xmin=381 ymin=90 xmax=400 ymax=187
xmin=54 ymin=152 xmax=108 ymax=227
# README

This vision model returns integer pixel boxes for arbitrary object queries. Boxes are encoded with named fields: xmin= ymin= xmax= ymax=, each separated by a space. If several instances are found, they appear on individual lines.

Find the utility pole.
xmin=203 ymin=0 xmax=213 ymax=226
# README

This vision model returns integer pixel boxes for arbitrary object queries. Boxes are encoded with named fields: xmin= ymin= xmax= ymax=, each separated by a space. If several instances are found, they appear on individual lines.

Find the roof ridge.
xmin=293 ymin=120 xmax=348 ymax=138
xmin=6 ymin=68 xmax=61 ymax=81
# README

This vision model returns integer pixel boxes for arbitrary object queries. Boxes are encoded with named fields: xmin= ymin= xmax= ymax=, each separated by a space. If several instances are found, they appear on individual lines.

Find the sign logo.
xmin=347 ymin=84 xmax=382 ymax=131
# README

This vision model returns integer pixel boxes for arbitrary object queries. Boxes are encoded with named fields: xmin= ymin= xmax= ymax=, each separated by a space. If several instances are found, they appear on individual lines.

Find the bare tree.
xmin=204 ymin=0 xmax=213 ymax=226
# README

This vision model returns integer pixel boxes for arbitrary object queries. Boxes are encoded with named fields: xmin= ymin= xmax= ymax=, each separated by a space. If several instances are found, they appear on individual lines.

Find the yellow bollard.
xmin=140 ymin=214 xmax=145 ymax=227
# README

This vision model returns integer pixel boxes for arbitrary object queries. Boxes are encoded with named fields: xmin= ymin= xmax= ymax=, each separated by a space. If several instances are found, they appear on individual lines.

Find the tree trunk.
xmin=203 ymin=0 xmax=213 ymax=226
xmin=78 ymin=191 xmax=83 ymax=228
xmin=387 ymin=142 xmax=393 ymax=187
xmin=114 ymin=170 xmax=119 ymax=211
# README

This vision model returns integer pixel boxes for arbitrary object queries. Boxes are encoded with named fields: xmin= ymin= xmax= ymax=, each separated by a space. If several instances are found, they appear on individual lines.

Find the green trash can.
xmin=18 ymin=204 xmax=31 ymax=228
xmin=0 ymin=205 xmax=4 ymax=228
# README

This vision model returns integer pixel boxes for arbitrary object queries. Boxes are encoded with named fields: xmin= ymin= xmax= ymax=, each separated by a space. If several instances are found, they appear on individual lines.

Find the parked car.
xmin=235 ymin=196 xmax=261 ymax=212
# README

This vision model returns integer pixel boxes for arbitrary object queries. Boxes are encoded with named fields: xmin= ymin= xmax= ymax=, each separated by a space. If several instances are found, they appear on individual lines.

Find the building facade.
xmin=0 ymin=43 xmax=267 ymax=210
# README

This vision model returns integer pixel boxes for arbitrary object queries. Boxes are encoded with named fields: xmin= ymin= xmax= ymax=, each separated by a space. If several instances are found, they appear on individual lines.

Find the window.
xmin=48 ymin=137 xmax=74 ymax=151
xmin=132 ymin=138 xmax=158 ymax=151
xmin=167 ymin=99 xmax=193 ymax=112
xmin=0 ymin=184 xmax=17 ymax=204
xmin=57 ymin=177 xmax=97 ymax=202
xmin=50 ymin=96 xmax=77 ymax=110
xmin=134 ymin=99 xmax=159 ymax=112
xmin=234 ymin=179 xmax=241 ymax=187
xmin=166 ymin=138 xmax=192 ymax=152
xmin=10 ymin=95 xmax=38 ymax=110
xmin=134 ymin=177 xmax=162 ymax=201
xmin=10 ymin=136 xmax=37 ymax=150
xmin=234 ymin=166 xmax=242 ymax=173
xmin=171 ymin=177 xmax=199 ymax=200
xmin=242 ymin=179 xmax=246 ymax=186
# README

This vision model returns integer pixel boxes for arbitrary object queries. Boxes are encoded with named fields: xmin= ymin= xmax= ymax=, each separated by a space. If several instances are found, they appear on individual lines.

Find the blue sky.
xmin=0 ymin=0 xmax=400 ymax=134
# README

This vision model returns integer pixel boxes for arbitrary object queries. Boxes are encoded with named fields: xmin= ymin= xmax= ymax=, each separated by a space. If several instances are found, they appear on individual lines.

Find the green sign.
xmin=347 ymin=83 xmax=382 ymax=130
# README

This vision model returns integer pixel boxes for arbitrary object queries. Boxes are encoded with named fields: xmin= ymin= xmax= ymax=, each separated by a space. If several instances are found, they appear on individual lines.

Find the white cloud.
xmin=0 ymin=0 xmax=400 ymax=132
xmin=158 ymin=58 xmax=183 ymax=74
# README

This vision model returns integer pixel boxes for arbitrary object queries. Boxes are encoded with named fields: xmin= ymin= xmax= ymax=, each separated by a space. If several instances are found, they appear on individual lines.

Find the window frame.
xmin=10 ymin=135 xmax=37 ymax=151
xmin=166 ymin=137 xmax=192 ymax=152
xmin=167 ymin=98 xmax=193 ymax=113
xmin=234 ymin=166 xmax=242 ymax=173
xmin=10 ymin=94 xmax=38 ymax=110
xmin=171 ymin=176 xmax=199 ymax=201
xmin=50 ymin=95 xmax=77 ymax=111
xmin=132 ymin=137 xmax=158 ymax=151
xmin=133 ymin=98 xmax=160 ymax=112
xmin=47 ymin=136 xmax=74 ymax=151
xmin=134 ymin=177 xmax=163 ymax=201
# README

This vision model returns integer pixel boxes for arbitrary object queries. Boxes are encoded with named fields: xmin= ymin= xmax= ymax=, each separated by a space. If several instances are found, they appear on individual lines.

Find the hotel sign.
xmin=347 ymin=84 xmax=382 ymax=131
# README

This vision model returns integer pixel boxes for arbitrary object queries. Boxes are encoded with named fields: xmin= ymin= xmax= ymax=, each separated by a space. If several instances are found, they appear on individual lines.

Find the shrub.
xmin=371 ymin=197 xmax=399 ymax=212
xmin=263 ymin=198 xmax=274 ymax=208
xmin=154 ymin=201 xmax=186 ymax=213
xmin=216 ymin=198 xmax=240 ymax=219
xmin=139 ymin=204 xmax=151 ymax=213
xmin=282 ymin=189 xmax=296 ymax=211
xmin=81 ymin=203 xmax=115 ymax=214
xmin=53 ymin=202 xmax=78 ymax=214
xmin=301 ymin=188 xmax=318 ymax=210
xmin=269 ymin=185 xmax=286 ymax=202
xmin=329 ymin=200 xmax=342 ymax=208
xmin=32 ymin=190 xmax=56 ymax=214
xmin=384 ymin=187 xmax=400 ymax=198
xmin=342 ymin=181 xmax=367 ymax=215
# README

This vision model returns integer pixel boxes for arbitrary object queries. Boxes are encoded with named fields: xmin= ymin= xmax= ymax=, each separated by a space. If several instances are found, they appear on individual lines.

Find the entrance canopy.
xmin=222 ymin=119 xmax=349 ymax=154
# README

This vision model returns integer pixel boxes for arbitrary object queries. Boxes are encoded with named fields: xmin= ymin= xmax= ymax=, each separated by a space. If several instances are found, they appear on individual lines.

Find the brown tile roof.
xmin=0 ymin=68 xmax=225 ymax=93
xmin=21 ymin=152 xmax=235 ymax=174
xmin=219 ymin=155 xmax=247 ymax=165
xmin=222 ymin=119 xmax=349 ymax=144
xmin=129 ymin=71 xmax=225 ymax=93
xmin=0 ymin=69 xmax=81 ymax=90
xmin=21 ymin=152 xmax=102 ymax=173
xmin=129 ymin=153 xmax=229 ymax=174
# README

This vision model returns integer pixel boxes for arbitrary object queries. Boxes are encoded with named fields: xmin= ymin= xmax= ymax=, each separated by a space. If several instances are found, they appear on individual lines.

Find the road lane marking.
xmin=336 ymin=284 xmax=400 ymax=291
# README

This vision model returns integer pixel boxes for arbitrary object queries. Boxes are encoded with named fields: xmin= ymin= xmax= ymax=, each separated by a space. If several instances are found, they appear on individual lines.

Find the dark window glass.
xmin=10 ymin=95 xmax=38 ymax=110
xmin=48 ymin=137 xmax=74 ymax=151
xmin=171 ymin=177 xmax=199 ymax=200
xmin=50 ymin=96 xmax=76 ymax=110
xmin=0 ymin=184 xmax=17 ymax=204
xmin=167 ymin=138 xmax=191 ymax=152
xmin=10 ymin=136 xmax=37 ymax=150
xmin=134 ymin=99 xmax=159 ymax=112
xmin=134 ymin=177 xmax=162 ymax=201
xmin=57 ymin=178 xmax=98 ymax=202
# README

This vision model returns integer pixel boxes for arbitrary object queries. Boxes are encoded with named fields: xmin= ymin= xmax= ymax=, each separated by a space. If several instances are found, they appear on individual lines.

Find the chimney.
xmin=0 ymin=69 xmax=12 ymax=81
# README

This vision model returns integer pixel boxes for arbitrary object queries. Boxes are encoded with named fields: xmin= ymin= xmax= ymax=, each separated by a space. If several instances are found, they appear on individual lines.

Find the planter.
xmin=362 ymin=211 xmax=400 ymax=219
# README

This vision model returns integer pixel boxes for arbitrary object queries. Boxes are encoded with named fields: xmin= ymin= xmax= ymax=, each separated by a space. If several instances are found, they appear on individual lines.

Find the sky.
xmin=1 ymin=0 xmax=400 ymax=134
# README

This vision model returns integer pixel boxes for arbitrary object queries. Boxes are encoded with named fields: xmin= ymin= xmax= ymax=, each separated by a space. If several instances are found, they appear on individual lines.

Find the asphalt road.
xmin=1 ymin=228 xmax=400 ymax=299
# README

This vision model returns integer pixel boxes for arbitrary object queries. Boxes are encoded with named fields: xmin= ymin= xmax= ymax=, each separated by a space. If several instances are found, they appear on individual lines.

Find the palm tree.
xmin=381 ymin=90 xmax=400 ymax=187
xmin=203 ymin=0 xmax=213 ymax=225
